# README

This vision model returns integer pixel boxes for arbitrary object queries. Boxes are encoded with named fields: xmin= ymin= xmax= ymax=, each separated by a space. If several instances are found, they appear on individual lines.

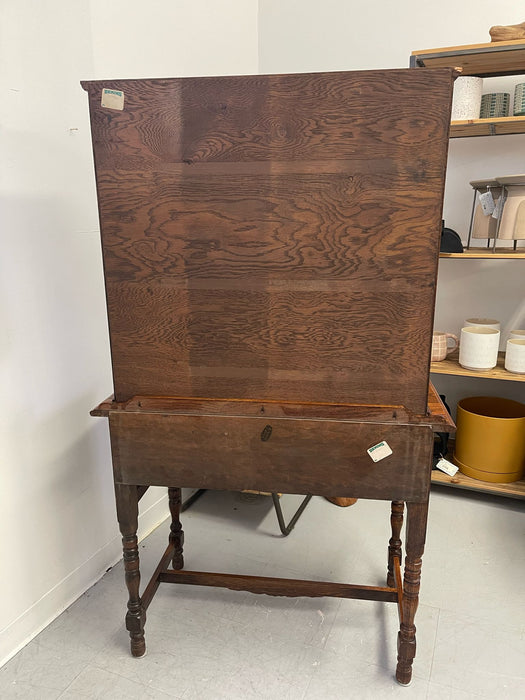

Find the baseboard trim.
xmin=0 ymin=493 xmax=169 ymax=668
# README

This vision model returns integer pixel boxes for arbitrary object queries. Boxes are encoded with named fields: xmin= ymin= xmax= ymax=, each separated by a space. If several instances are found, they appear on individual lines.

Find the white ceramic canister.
xmin=505 ymin=338 xmax=525 ymax=374
xmin=451 ymin=77 xmax=483 ymax=120
xmin=463 ymin=317 xmax=500 ymax=331
xmin=513 ymin=82 xmax=525 ymax=116
xmin=509 ymin=329 xmax=525 ymax=340
xmin=459 ymin=326 xmax=500 ymax=371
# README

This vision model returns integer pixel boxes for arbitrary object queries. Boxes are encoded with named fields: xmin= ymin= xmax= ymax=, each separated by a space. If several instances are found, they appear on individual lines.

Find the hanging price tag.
xmin=435 ymin=457 xmax=459 ymax=476
xmin=491 ymin=197 xmax=502 ymax=219
xmin=479 ymin=190 xmax=495 ymax=216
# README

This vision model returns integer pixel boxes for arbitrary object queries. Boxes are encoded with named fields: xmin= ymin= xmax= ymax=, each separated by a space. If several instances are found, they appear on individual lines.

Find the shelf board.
xmin=450 ymin=116 xmax=525 ymax=138
xmin=432 ymin=439 xmax=525 ymax=498
xmin=411 ymin=39 xmax=525 ymax=76
xmin=440 ymin=248 xmax=525 ymax=258
xmin=431 ymin=468 xmax=525 ymax=499
xmin=430 ymin=351 xmax=525 ymax=381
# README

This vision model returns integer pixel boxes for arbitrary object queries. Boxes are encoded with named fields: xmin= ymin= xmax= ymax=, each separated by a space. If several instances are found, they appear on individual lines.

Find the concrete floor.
xmin=1 ymin=487 xmax=524 ymax=699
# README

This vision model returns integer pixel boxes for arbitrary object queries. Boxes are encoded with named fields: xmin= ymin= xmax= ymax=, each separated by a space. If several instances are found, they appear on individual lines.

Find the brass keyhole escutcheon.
xmin=260 ymin=425 xmax=272 ymax=442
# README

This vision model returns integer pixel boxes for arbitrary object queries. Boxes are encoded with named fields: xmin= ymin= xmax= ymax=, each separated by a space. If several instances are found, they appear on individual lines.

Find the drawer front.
xmin=109 ymin=412 xmax=433 ymax=501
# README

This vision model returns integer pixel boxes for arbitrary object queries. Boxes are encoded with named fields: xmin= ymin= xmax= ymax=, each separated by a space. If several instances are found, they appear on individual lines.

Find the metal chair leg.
xmin=182 ymin=488 xmax=312 ymax=536
xmin=181 ymin=488 xmax=207 ymax=512
xmin=271 ymin=493 xmax=312 ymax=536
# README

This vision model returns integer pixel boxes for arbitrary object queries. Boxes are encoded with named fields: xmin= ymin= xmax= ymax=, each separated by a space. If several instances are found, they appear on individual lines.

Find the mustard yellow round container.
xmin=454 ymin=397 xmax=525 ymax=483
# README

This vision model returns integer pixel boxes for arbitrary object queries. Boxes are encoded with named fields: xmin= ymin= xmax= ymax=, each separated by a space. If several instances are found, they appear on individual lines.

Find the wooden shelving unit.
xmin=414 ymin=40 xmax=525 ymax=499
xmin=431 ymin=353 xmax=525 ymax=498
xmin=431 ymin=350 xmax=525 ymax=381
xmin=432 ymin=440 xmax=525 ymax=499
xmin=411 ymin=40 xmax=525 ymax=138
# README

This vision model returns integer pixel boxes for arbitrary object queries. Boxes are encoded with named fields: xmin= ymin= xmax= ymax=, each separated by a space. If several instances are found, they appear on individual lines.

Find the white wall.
xmin=259 ymin=0 xmax=525 ymax=415
xmin=0 ymin=0 xmax=258 ymax=667
xmin=258 ymin=0 xmax=520 ymax=73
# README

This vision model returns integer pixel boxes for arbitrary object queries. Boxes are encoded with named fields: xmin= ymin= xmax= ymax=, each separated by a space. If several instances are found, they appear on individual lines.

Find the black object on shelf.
xmin=433 ymin=394 xmax=452 ymax=467
xmin=440 ymin=220 xmax=463 ymax=253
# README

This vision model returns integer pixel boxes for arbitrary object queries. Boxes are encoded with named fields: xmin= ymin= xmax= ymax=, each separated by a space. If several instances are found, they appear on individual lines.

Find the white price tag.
xmin=367 ymin=441 xmax=393 ymax=463
xmin=479 ymin=190 xmax=495 ymax=216
xmin=101 ymin=88 xmax=125 ymax=111
xmin=435 ymin=457 xmax=459 ymax=476
xmin=491 ymin=196 xmax=502 ymax=219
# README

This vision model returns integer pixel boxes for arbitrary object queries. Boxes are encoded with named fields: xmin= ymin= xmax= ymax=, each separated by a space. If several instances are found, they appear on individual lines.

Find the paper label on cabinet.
xmin=101 ymin=88 xmax=124 ymax=111
xmin=367 ymin=441 xmax=393 ymax=462
xmin=435 ymin=457 xmax=459 ymax=476
xmin=479 ymin=190 xmax=495 ymax=216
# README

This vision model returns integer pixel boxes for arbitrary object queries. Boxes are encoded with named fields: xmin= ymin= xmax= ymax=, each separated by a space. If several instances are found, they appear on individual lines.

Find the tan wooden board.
xmin=431 ymin=468 xmax=525 ymax=499
xmin=450 ymin=116 xmax=525 ymax=138
xmin=431 ymin=351 xmax=525 ymax=382
xmin=412 ymin=39 xmax=525 ymax=55
xmin=412 ymin=40 xmax=525 ymax=76
xmin=440 ymin=249 xmax=525 ymax=258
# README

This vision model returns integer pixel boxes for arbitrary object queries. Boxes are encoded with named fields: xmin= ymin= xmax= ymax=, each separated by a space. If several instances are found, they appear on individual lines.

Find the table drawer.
xmin=109 ymin=412 xmax=433 ymax=501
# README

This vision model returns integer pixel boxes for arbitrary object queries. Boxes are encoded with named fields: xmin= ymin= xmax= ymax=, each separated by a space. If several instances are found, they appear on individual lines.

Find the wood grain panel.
xmin=109 ymin=411 xmax=433 ymax=501
xmin=83 ymin=71 xmax=451 ymax=165
xmin=105 ymin=282 xmax=432 ymax=405
xmin=82 ymin=68 xmax=454 ymax=411
xmin=95 ymin=170 xmax=443 ymax=284
xmin=92 ymin=382 xmax=455 ymax=432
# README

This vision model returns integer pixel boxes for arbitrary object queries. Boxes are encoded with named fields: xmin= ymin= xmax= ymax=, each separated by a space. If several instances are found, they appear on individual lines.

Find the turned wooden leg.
xmin=387 ymin=500 xmax=404 ymax=588
xmin=115 ymin=483 xmax=146 ymax=657
xmin=396 ymin=500 xmax=428 ymax=686
xmin=168 ymin=487 xmax=184 ymax=570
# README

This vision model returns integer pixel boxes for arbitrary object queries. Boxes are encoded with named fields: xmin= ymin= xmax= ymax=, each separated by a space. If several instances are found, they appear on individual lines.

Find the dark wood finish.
xmin=114 ymin=484 xmax=146 ymax=657
xmin=168 ymin=487 xmax=184 ymax=570
xmin=109 ymin=411 xmax=434 ymax=501
xmin=136 ymin=485 xmax=149 ymax=501
xmin=84 ymin=68 xmax=455 ymax=684
xmin=396 ymin=500 xmax=428 ymax=685
xmin=394 ymin=556 xmax=404 ymax=624
xmin=96 ymin=395 xmax=411 ymax=422
xmin=140 ymin=543 xmax=174 ymax=612
xmin=82 ymin=69 xmax=453 ymax=414
xmin=92 ymin=382 xmax=455 ymax=432
xmin=387 ymin=501 xmax=404 ymax=588
xmin=158 ymin=569 xmax=399 ymax=602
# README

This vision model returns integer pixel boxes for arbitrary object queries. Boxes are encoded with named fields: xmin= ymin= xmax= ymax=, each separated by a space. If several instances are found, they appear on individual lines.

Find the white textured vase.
xmin=505 ymin=339 xmax=525 ymax=374
xmin=459 ymin=326 xmax=500 ymax=371
xmin=451 ymin=77 xmax=483 ymax=120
